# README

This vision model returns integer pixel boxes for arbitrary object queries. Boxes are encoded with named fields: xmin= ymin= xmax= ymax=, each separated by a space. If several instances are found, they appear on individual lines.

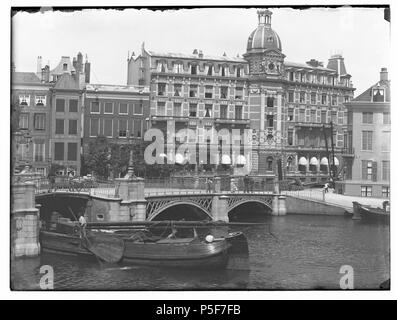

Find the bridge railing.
xmin=89 ymin=179 xmax=120 ymax=198
xmin=283 ymin=188 xmax=325 ymax=202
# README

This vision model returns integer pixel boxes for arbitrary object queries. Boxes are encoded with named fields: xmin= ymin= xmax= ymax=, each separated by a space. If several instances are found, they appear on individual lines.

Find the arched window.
xmin=266 ymin=156 xmax=274 ymax=171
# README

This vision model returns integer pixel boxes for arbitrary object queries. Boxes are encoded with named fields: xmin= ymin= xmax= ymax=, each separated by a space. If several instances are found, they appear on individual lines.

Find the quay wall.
xmin=285 ymin=195 xmax=348 ymax=216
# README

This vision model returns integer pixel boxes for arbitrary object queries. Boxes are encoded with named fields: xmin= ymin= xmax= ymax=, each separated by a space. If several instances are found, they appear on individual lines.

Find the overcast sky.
xmin=12 ymin=6 xmax=390 ymax=95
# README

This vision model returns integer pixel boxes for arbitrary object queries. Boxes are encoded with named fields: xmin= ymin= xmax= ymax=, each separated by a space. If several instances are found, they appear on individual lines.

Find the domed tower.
xmin=244 ymin=9 xmax=285 ymax=77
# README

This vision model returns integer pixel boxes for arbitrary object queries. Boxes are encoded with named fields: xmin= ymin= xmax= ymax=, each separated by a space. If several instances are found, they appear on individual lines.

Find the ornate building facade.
xmin=126 ymin=9 xmax=356 ymax=183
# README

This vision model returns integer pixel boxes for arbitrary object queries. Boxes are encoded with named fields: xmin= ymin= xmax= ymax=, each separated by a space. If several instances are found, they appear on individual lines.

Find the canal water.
xmin=11 ymin=215 xmax=389 ymax=290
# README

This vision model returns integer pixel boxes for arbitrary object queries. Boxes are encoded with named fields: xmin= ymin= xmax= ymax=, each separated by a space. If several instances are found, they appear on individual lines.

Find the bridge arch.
xmin=147 ymin=201 xmax=212 ymax=221
xmin=35 ymin=192 xmax=90 ymax=221
xmin=228 ymin=199 xmax=273 ymax=222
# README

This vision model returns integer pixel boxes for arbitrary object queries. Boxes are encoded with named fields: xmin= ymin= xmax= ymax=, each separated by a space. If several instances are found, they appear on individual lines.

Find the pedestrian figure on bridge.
xmin=206 ymin=178 xmax=213 ymax=193
xmin=243 ymin=175 xmax=249 ymax=193
xmin=230 ymin=178 xmax=238 ymax=193
xmin=324 ymin=182 xmax=329 ymax=193
xmin=78 ymin=213 xmax=87 ymax=238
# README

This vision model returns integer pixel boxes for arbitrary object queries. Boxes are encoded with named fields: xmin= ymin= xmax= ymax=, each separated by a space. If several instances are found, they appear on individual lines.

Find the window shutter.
xmin=372 ymin=162 xmax=377 ymax=182
xmin=362 ymin=160 xmax=367 ymax=180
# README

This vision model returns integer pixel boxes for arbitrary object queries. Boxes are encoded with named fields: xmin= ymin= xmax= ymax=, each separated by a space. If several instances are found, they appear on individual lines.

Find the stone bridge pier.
xmin=11 ymin=182 xmax=40 ymax=258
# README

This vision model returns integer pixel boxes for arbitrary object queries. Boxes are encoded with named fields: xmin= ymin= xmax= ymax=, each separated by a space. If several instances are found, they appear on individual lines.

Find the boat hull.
xmin=352 ymin=201 xmax=390 ymax=223
xmin=122 ymin=238 xmax=229 ymax=269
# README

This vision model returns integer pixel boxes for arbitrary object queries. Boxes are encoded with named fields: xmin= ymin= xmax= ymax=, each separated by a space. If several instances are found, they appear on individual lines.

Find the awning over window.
xmin=221 ymin=154 xmax=231 ymax=165
xmin=235 ymin=154 xmax=247 ymax=165
xmin=320 ymin=157 xmax=328 ymax=165
xmin=175 ymin=153 xmax=185 ymax=164
xmin=298 ymin=157 xmax=308 ymax=166
xmin=309 ymin=157 xmax=319 ymax=165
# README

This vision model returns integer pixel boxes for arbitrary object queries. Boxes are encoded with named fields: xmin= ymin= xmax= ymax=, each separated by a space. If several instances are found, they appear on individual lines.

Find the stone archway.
xmin=228 ymin=200 xmax=273 ymax=222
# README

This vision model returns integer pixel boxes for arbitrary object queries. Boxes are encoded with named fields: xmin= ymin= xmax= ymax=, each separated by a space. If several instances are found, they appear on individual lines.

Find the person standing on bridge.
xmin=78 ymin=213 xmax=87 ymax=238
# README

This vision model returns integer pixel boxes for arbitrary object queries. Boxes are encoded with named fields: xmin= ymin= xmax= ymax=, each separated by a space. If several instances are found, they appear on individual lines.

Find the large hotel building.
xmin=127 ymin=10 xmax=355 ymax=184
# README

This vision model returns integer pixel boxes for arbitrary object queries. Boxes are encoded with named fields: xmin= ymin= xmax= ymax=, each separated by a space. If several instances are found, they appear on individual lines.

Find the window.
xmin=119 ymin=103 xmax=128 ymax=115
xmin=134 ymin=120 xmax=142 ymax=138
xmin=207 ymin=65 xmax=213 ymax=76
xmin=68 ymin=119 xmax=78 ymax=135
xmin=344 ymin=96 xmax=350 ymax=103
xmin=267 ymin=97 xmax=275 ymax=107
xmin=19 ymin=113 xmax=29 ymax=129
xmin=63 ymin=63 xmax=68 ymax=71
xmin=34 ymin=113 xmax=45 ymax=130
xmin=158 ymin=61 xmax=166 ymax=73
xmin=157 ymin=102 xmax=166 ymax=116
xmin=174 ymin=84 xmax=182 ymax=97
xmin=189 ymin=104 xmax=197 ymax=117
xmin=55 ymin=119 xmax=64 ymax=134
xmin=174 ymin=103 xmax=181 ymax=117
xmin=331 ymin=111 xmax=337 ymax=124
xmin=266 ymin=157 xmax=273 ymax=171
xmin=288 ymin=91 xmax=294 ymax=103
xmin=191 ymin=64 xmax=197 ymax=75
xmin=321 ymin=111 xmax=327 ymax=123
xmin=362 ymin=112 xmax=373 ymax=124
xmin=235 ymin=106 xmax=243 ymax=120
xmin=299 ymin=109 xmax=305 ymax=122
xmin=383 ymin=112 xmax=390 ymax=124
xmin=382 ymin=161 xmax=390 ymax=180
xmin=69 ymin=99 xmax=78 ymax=112
xmin=118 ymin=119 xmax=127 ymax=137
xmin=361 ymin=186 xmax=372 ymax=197
xmin=54 ymin=142 xmax=64 ymax=161
xmin=220 ymin=105 xmax=228 ymax=119
xmin=35 ymin=95 xmax=46 ymax=106
xmin=310 ymin=93 xmax=316 ymax=105
xmin=220 ymin=87 xmax=228 ymax=99
xmin=362 ymin=131 xmax=373 ymax=150
xmin=221 ymin=66 xmax=227 ymax=77
xmin=300 ymin=92 xmax=305 ymax=103
xmin=67 ymin=143 xmax=77 ymax=161
xmin=90 ymin=118 xmax=99 ymax=137
xmin=189 ymin=85 xmax=198 ymax=98
xmin=158 ymin=83 xmax=166 ymax=96
xmin=382 ymin=186 xmax=390 ymax=198
xmin=104 ymin=102 xmax=113 ymax=114
xmin=204 ymin=105 xmax=212 ymax=118
xmin=56 ymin=99 xmax=65 ymax=112
xmin=19 ymin=94 xmax=30 ymax=106
xmin=91 ymin=101 xmax=100 ymax=113
xmin=33 ymin=142 xmax=45 ymax=162
xmin=205 ymin=86 xmax=213 ymax=99
xmin=174 ymin=62 xmax=183 ymax=73
xmin=134 ymin=102 xmax=143 ymax=115
xmin=287 ymin=109 xmax=294 ymax=121
xmin=236 ymin=67 xmax=242 ymax=77
xmin=266 ymin=115 xmax=274 ymax=128
xmin=362 ymin=160 xmax=373 ymax=180
xmin=310 ymin=110 xmax=316 ymax=123
xmin=235 ymin=87 xmax=243 ymax=100
xmin=372 ymin=88 xmax=385 ymax=102
xmin=287 ymin=131 xmax=293 ymax=145
xmin=331 ymin=95 xmax=337 ymax=106
xmin=104 ymin=119 xmax=113 ymax=137
xmin=321 ymin=94 xmax=327 ymax=105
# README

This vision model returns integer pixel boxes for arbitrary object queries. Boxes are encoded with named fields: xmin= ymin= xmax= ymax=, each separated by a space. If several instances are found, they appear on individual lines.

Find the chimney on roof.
xmin=41 ymin=65 xmax=50 ymax=83
xmin=198 ymin=50 xmax=203 ymax=58
xmin=37 ymin=56 xmax=42 ymax=75
xmin=306 ymin=59 xmax=320 ymax=67
xmin=380 ymin=68 xmax=388 ymax=82
xmin=84 ymin=59 xmax=91 ymax=83
xmin=193 ymin=49 xmax=198 ymax=55
xmin=223 ymin=52 xmax=227 ymax=57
